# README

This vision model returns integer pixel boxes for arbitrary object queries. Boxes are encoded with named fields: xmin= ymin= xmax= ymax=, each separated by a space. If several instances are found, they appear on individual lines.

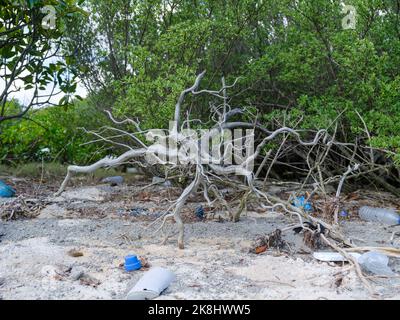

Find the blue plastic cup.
xmin=0 ymin=180 xmax=16 ymax=198
xmin=125 ymin=255 xmax=142 ymax=271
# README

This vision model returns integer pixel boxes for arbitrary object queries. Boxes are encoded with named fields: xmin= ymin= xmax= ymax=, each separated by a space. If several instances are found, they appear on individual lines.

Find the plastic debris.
xmin=101 ymin=176 xmax=124 ymax=186
xmin=292 ymin=196 xmax=312 ymax=212
xmin=340 ymin=210 xmax=348 ymax=218
xmin=359 ymin=206 xmax=400 ymax=225
xmin=357 ymin=251 xmax=395 ymax=276
xmin=126 ymin=267 xmax=175 ymax=300
xmin=313 ymin=251 xmax=361 ymax=262
xmin=195 ymin=205 xmax=204 ymax=220
xmin=0 ymin=180 xmax=16 ymax=198
xmin=125 ymin=255 xmax=142 ymax=271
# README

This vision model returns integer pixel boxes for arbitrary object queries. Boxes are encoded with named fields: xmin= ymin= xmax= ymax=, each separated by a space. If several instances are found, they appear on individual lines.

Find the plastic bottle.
xmin=359 ymin=206 xmax=400 ymax=225
xmin=127 ymin=267 xmax=176 ymax=300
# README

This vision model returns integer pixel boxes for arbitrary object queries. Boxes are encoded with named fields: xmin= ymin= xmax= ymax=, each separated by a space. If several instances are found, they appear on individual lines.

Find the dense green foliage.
xmin=0 ymin=99 xmax=108 ymax=164
xmin=0 ymin=0 xmax=86 ymax=122
xmin=63 ymin=0 xmax=400 ymax=158
xmin=1 ymin=0 xmax=400 ymax=165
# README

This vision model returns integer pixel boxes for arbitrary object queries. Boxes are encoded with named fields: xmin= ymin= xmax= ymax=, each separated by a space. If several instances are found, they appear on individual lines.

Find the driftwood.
xmin=56 ymin=72 xmax=393 ymax=247
xmin=56 ymin=72 xmax=344 ymax=247
xmin=55 ymin=72 xmax=398 ymax=295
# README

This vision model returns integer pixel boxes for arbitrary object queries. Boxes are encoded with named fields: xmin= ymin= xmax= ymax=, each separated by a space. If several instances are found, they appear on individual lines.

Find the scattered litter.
xmin=195 ymin=205 xmax=205 ymax=220
xmin=67 ymin=249 xmax=84 ymax=257
xmin=292 ymin=196 xmax=312 ymax=212
xmin=125 ymin=255 xmax=142 ymax=271
xmin=358 ymin=251 xmax=395 ymax=276
xmin=313 ymin=251 xmax=361 ymax=262
xmin=359 ymin=206 xmax=400 ymax=225
xmin=0 ymin=180 xmax=16 ymax=198
xmin=101 ymin=176 xmax=124 ymax=186
xmin=126 ymin=267 xmax=175 ymax=300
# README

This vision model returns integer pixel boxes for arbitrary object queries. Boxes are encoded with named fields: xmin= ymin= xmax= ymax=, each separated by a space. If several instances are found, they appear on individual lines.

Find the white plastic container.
xmin=313 ymin=251 xmax=361 ymax=262
xmin=126 ymin=267 xmax=175 ymax=300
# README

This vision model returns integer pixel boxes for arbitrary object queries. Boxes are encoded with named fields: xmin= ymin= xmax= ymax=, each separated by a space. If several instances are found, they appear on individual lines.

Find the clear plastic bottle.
xmin=359 ymin=206 xmax=400 ymax=225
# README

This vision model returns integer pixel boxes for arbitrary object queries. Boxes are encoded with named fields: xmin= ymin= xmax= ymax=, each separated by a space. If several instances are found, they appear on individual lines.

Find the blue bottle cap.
xmin=340 ymin=210 xmax=348 ymax=217
xmin=125 ymin=255 xmax=141 ymax=271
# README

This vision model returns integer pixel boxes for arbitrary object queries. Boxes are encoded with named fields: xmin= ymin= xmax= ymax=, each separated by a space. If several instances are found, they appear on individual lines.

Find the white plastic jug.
xmin=126 ymin=267 xmax=176 ymax=300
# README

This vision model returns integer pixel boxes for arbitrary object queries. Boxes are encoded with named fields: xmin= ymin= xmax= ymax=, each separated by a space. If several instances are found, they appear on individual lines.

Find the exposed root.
xmin=55 ymin=149 xmax=147 ymax=196
xmin=55 ymin=71 xmax=397 ymax=293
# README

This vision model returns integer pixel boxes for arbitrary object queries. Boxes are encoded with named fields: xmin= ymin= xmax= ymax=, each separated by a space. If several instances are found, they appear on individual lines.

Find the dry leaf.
xmin=137 ymin=192 xmax=151 ymax=201
xmin=255 ymin=245 xmax=267 ymax=254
